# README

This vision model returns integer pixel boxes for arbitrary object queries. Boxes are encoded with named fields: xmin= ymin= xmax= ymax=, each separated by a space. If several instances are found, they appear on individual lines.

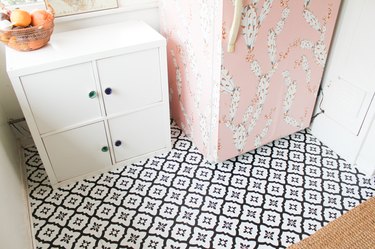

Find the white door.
xmin=97 ymin=48 xmax=163 ymax=115
xmin=311 ymin=0 xmax=375 ymax=172
xmin=108 ymin=105 xmax=169 ymax=163
xmin=320 ymin=0 xmax=375 ymax=136
xmin=21 ymin=62 xmax=102 ymax=134
xmin=43 ymin=122 xmax=112 ymax=182
xmin=356 ymin=117 xmax=375 ymax=176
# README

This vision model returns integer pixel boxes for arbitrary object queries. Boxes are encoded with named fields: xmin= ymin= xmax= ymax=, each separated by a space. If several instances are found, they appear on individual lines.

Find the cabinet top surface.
xmin=6 ymin=21 xmax=165 ymax=73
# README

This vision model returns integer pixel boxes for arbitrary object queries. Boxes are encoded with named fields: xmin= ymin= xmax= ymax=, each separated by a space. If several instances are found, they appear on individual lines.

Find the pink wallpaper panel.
xmin=160 ymin=0 xmax=341 ymax=162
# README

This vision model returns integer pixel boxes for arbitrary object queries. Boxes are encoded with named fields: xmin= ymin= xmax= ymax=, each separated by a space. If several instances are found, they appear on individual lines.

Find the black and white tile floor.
xmin=25 ymin=123 xmax=375 ymax=249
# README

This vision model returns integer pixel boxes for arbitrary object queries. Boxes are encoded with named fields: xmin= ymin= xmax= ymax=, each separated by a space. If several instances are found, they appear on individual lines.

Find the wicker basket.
xmin=0 ymin=1 xmax=54 ymax=52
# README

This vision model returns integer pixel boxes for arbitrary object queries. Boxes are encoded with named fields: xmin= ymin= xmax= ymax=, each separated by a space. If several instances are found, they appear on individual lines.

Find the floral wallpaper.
xmin=160 ymin=0 xmax=341 ymax=162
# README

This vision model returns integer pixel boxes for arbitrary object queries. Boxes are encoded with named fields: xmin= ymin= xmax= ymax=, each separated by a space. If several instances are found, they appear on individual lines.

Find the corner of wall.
xmin=0 ymin=103 xmax=33 ymax=249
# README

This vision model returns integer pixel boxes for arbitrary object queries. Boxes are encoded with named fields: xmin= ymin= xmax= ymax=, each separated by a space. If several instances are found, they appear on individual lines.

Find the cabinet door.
xmin=43 ymin=122 xmax=111 ymax=182
xmin=109 ymin=105 xmax=169 ymax=163
xmin=21 ymin=63 xmax=102 ymax=134
xmin=97 ymin=48 xmax=163 ymax=115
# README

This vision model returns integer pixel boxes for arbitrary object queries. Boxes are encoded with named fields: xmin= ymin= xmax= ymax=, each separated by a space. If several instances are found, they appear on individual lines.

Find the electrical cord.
xmin=311 ymin=87 xmax=326 ymax=121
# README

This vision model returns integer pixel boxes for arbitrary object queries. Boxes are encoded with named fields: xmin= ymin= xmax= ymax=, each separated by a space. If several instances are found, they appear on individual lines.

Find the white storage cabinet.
xmin=6 ymin=21 xmax=171 ymax=187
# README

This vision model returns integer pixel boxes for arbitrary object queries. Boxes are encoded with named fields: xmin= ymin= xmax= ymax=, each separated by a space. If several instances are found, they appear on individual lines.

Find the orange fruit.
xmin=7 ymin=36 xmax=29 ymax=51
xmin=10 ymin=9 xmax=31 ymax=27
xmin=7 ymin=36 xmax=18 ymax=48
xmin=18 ymin=42 xmax=30 ymax=51
xmin=28 ymin=39 xmax=45 ymax=50
xmin=0 ymin=32 xmax=10 ymax=43
xmin=31 ymin=9 xmax=53 ymax=28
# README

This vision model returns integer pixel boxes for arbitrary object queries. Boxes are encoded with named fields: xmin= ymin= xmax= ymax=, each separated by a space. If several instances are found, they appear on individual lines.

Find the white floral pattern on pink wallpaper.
xmin=160 ymin=0 xmax=341 ymax=162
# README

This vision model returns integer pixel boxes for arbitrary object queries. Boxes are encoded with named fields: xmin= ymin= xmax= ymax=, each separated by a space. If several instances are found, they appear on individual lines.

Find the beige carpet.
xmin=288 ymin=196 xmax=375 ymax=249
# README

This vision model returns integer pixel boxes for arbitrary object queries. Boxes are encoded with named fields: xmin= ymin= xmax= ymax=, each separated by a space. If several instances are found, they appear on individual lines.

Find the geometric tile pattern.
xmin=25 ymin=123 xmax=375 ymax=249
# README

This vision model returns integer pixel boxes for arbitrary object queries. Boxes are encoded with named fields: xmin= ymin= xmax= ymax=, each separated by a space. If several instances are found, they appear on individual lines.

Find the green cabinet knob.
xmin=89 ymin=91 xmax=97 ymax=99
xmin=101 ymin=146 xmax=109 ymax=152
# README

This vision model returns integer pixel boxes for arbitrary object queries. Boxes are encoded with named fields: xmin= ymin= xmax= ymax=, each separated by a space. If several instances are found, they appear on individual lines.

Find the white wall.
xmin=0 ymin=103 xmax=32 ymax=249
xmin=0 ymin=1 xmax=160 ymax=120
xmin=0 ymin=45 xmax=23 ymax=119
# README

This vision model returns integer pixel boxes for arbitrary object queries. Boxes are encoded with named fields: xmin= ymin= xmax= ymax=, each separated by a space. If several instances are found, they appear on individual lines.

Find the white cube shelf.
xmin=6 ymin=21 xmax=171 ymax=187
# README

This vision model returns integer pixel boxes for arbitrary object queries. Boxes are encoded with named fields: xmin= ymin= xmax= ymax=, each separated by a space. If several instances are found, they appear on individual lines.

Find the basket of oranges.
xmin=0 ymin=1 xmax=54 ymax=51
